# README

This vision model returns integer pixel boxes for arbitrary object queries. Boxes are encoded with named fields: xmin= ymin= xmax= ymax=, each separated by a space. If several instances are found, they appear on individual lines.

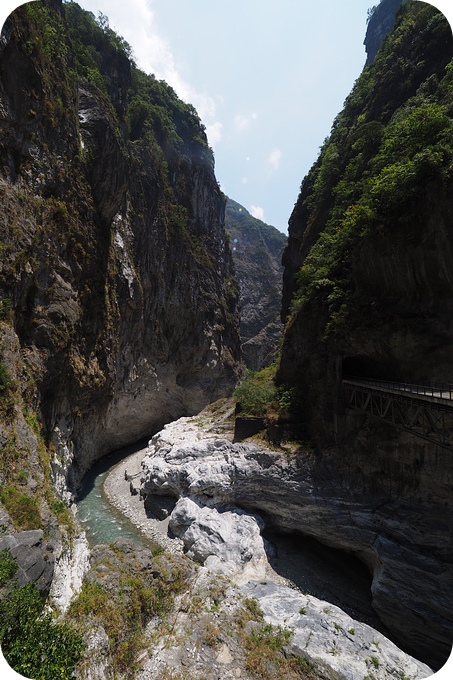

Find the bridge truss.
xmin=342 ymin=378 xmax=453 ymax=450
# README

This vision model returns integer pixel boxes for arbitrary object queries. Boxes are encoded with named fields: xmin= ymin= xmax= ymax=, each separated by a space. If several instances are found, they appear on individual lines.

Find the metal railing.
xmin=342 ymin=376 xmax=453 ymax=449
xmin=343 ymin=377 xmax=453 ymax=402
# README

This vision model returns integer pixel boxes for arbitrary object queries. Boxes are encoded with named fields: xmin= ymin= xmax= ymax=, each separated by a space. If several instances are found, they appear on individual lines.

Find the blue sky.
xmin=75 ymin=0 xmax=376 ymax=232
xmin=2 ymin=1 xmax=453 ymax=233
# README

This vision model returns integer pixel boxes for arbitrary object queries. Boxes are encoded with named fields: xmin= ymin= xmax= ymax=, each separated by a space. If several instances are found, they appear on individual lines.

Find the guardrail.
xmin=342 ymin=376 xmax=453 ymax=449
xmin=343 ymin=377 xmax=453 ymax=402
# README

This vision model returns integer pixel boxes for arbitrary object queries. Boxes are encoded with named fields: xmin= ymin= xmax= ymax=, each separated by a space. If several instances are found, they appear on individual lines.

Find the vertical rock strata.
xmin=364 ymin=0 xmax=406 ymax=65
xmin=224 ymin=198 xmax=286 ymax=371
xmin=279 ymin=2 xmax=453 ymax=669
xmin=0 ymin=1 xmax=241 ymax=488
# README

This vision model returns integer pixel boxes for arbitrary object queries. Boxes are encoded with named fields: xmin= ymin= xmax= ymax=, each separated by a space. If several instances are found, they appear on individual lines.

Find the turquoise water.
xmin=76 ymin=440 xmax=150 ymax=547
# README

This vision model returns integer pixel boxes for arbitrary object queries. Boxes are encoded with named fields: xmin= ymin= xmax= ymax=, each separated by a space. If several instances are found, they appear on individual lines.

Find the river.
xmin=75 ymin=438 xmax=152 ymax=548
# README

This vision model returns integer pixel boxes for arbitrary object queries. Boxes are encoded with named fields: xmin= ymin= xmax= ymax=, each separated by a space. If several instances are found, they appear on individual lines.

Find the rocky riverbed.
xmin=100 ymin=400 xmax=432 ymax=680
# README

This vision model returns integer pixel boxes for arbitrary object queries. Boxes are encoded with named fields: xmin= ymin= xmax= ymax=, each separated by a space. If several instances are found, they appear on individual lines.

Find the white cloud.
xmin=206 ymin=121 xmax=223 ymax=148
xmin=242 ymin=177 xmax=248 ymax=184
xmin=250 ymin=205 xmax=265 ymax=221
xmin=234 ymin=112 xmax=258 ymax=132
xmin=267 ymin=147 xmax=282 ymax=171
xmin=234 ymin=114 xmax=251 ymax=132
xmin=77 ymin=0 xmax=219 ymax=126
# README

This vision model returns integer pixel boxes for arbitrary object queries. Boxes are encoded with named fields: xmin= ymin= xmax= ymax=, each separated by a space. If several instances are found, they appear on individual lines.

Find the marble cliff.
xmin=224 ymin=198 xmax=286 ymax=371
xmin=278 ymin=0 xmax=453 ymax=669
xmin=0 ymin=0 xmax=241 ymax=497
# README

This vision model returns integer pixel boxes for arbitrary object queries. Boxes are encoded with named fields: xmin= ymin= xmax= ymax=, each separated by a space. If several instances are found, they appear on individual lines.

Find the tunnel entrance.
xmin=342 ymin=355 xmax=396 ymax=381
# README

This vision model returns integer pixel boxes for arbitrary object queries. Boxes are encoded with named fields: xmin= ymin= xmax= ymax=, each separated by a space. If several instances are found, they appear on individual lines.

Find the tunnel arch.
xmin=342 ymin=355 xmax=397 ymax=381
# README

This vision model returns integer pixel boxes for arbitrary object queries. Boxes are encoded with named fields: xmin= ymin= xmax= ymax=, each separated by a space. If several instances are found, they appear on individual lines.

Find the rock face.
xmin=364 ymin=0 xmax=406 ymax=65
xmin=169 ymin=497 xmax=268 ymax=583
xmin=49 ymin=533 xmax=91 ymax=613
xmin=0 ymin=530 xmax=54 ymax=595
xmin=278 ymin=2 xmax=453 ymax=670
xmin=242 ymin=581 xmax=431 ymax=680
xmin=0 ymin=1 xmax=241 ymax=491
xmin=140 ymin=414 xmax=434 ymax=674
xmin=225 ymin=199 xmax=286 ymax=371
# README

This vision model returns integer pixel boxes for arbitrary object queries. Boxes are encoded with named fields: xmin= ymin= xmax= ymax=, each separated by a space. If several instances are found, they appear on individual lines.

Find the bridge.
xmin=342 ymin=377 xmax=453 ymax=450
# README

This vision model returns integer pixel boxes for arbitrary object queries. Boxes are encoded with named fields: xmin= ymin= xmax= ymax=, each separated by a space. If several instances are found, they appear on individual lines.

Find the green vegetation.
xmin=366 ymin=655 xmax=381 ymax=669
xmin=289 ymin=2 xmax=453 ymax=334
xmin=225 ymin=198 xmax=287 ymax=262
xmin=244 ymin=623 xmax=294 ymax=678
xmin=0 ymin=298 xmax=13 ymax=322
xmin=0 ymin=360 xmax=11 ymax=392
xmin=127 ymin=66 xmax=210 ymax=159
xmin=0 ymin=550 xmax=84 ymax=679
xmin=0 ymin=548 xmax=17 ymax=586
xmin=23 ymin=410 xmax=75 ymax=536
xmin=67 ymin=543 xmax=190 ymax=677
xmin=232 ymin=598 xmax=320 ymax=679
xmin=234 ymin=365 xmax=279 ymax=418
xmin=63 ymin=0 xmax=132 ymax=92
xmin=0 ymin=485 xmax=42 ymax=531
xmin=234 ymin=364 xmax=302 ymax=422
xmin=63 ymin=0 xmax=210 ymax=164
xmin=0 ymin=343 xmax=17 ymax=422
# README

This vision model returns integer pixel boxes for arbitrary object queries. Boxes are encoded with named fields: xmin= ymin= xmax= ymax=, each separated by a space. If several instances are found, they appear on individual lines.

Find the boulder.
xmin=241 ymin=580 xmax=432 ymax=680
xmin=168 ymin=497 xmax=267 ymax=583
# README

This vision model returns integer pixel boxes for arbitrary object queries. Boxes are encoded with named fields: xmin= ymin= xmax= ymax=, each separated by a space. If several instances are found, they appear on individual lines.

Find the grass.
xmin=0 ymin=485 xmax=42 ymax=531
xmin=367 ymin=655 xmax=380 ymax=669
xmin=0 ymin=548 xmax=18 ymax=586
xmin=201 ymin=621 xmax=222 ymax=648
xmin=67 ymin=545 xmax=192 ymax=677
xmin=232 ymin=597 xmax=323 ymax=679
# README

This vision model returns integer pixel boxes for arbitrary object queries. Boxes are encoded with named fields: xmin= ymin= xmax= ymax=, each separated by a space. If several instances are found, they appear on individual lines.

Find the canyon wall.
xmin=0 ymin=0 xmax=241 ymax=499
xmin=364 ymin=0 xmax=406 ymax=65
xmin=224 ymin=199 xmax=286 ymax=371
xmin=278 ymin=1 xmax=453 ymax=668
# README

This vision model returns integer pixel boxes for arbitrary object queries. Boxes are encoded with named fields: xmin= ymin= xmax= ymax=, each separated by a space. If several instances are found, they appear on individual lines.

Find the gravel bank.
xmin=103 ymin=447 xmax=184 ymax=555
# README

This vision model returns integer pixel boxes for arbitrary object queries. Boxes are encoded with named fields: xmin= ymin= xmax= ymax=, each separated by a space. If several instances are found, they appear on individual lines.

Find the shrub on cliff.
xmin=0 ymin=550 xmax=84 ymax=679
xmin=234 ymin=366 xmax=279 ymax=418
xmin=288 ymin=2 xmax=453 ymax=333
xmin=234 ymin=365 xmax=303 ymax=422
xmin=66 ymin=542 xmax=192 ymax=677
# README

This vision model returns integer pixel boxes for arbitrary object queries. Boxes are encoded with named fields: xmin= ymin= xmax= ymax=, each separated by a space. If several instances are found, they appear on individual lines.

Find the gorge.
xmin=1 ymin=1 xmax=453 ymax=678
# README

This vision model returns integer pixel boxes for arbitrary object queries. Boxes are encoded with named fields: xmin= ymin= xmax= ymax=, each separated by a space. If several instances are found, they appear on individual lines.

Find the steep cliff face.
xmin=0 ymin=0 xmax=241 ymax=498
xmin=279 ymin=2 xmax=453 ymax=668
xmin=224 ymin=199 xmax=286 ymax=371
xmin=364 ymin=0 xmax=406 ymax=65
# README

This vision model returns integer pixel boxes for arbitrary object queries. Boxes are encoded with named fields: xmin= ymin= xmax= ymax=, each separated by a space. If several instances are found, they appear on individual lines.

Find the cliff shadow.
xmin=263 ymin=529 xmax=392 ymax=637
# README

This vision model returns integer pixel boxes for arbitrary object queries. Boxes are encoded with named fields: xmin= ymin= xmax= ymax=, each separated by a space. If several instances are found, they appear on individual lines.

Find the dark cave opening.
xmin=342 ymin=355 xmax=397 ymax=381
xmin=262 ymin=529 xmax=391 ymax=637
